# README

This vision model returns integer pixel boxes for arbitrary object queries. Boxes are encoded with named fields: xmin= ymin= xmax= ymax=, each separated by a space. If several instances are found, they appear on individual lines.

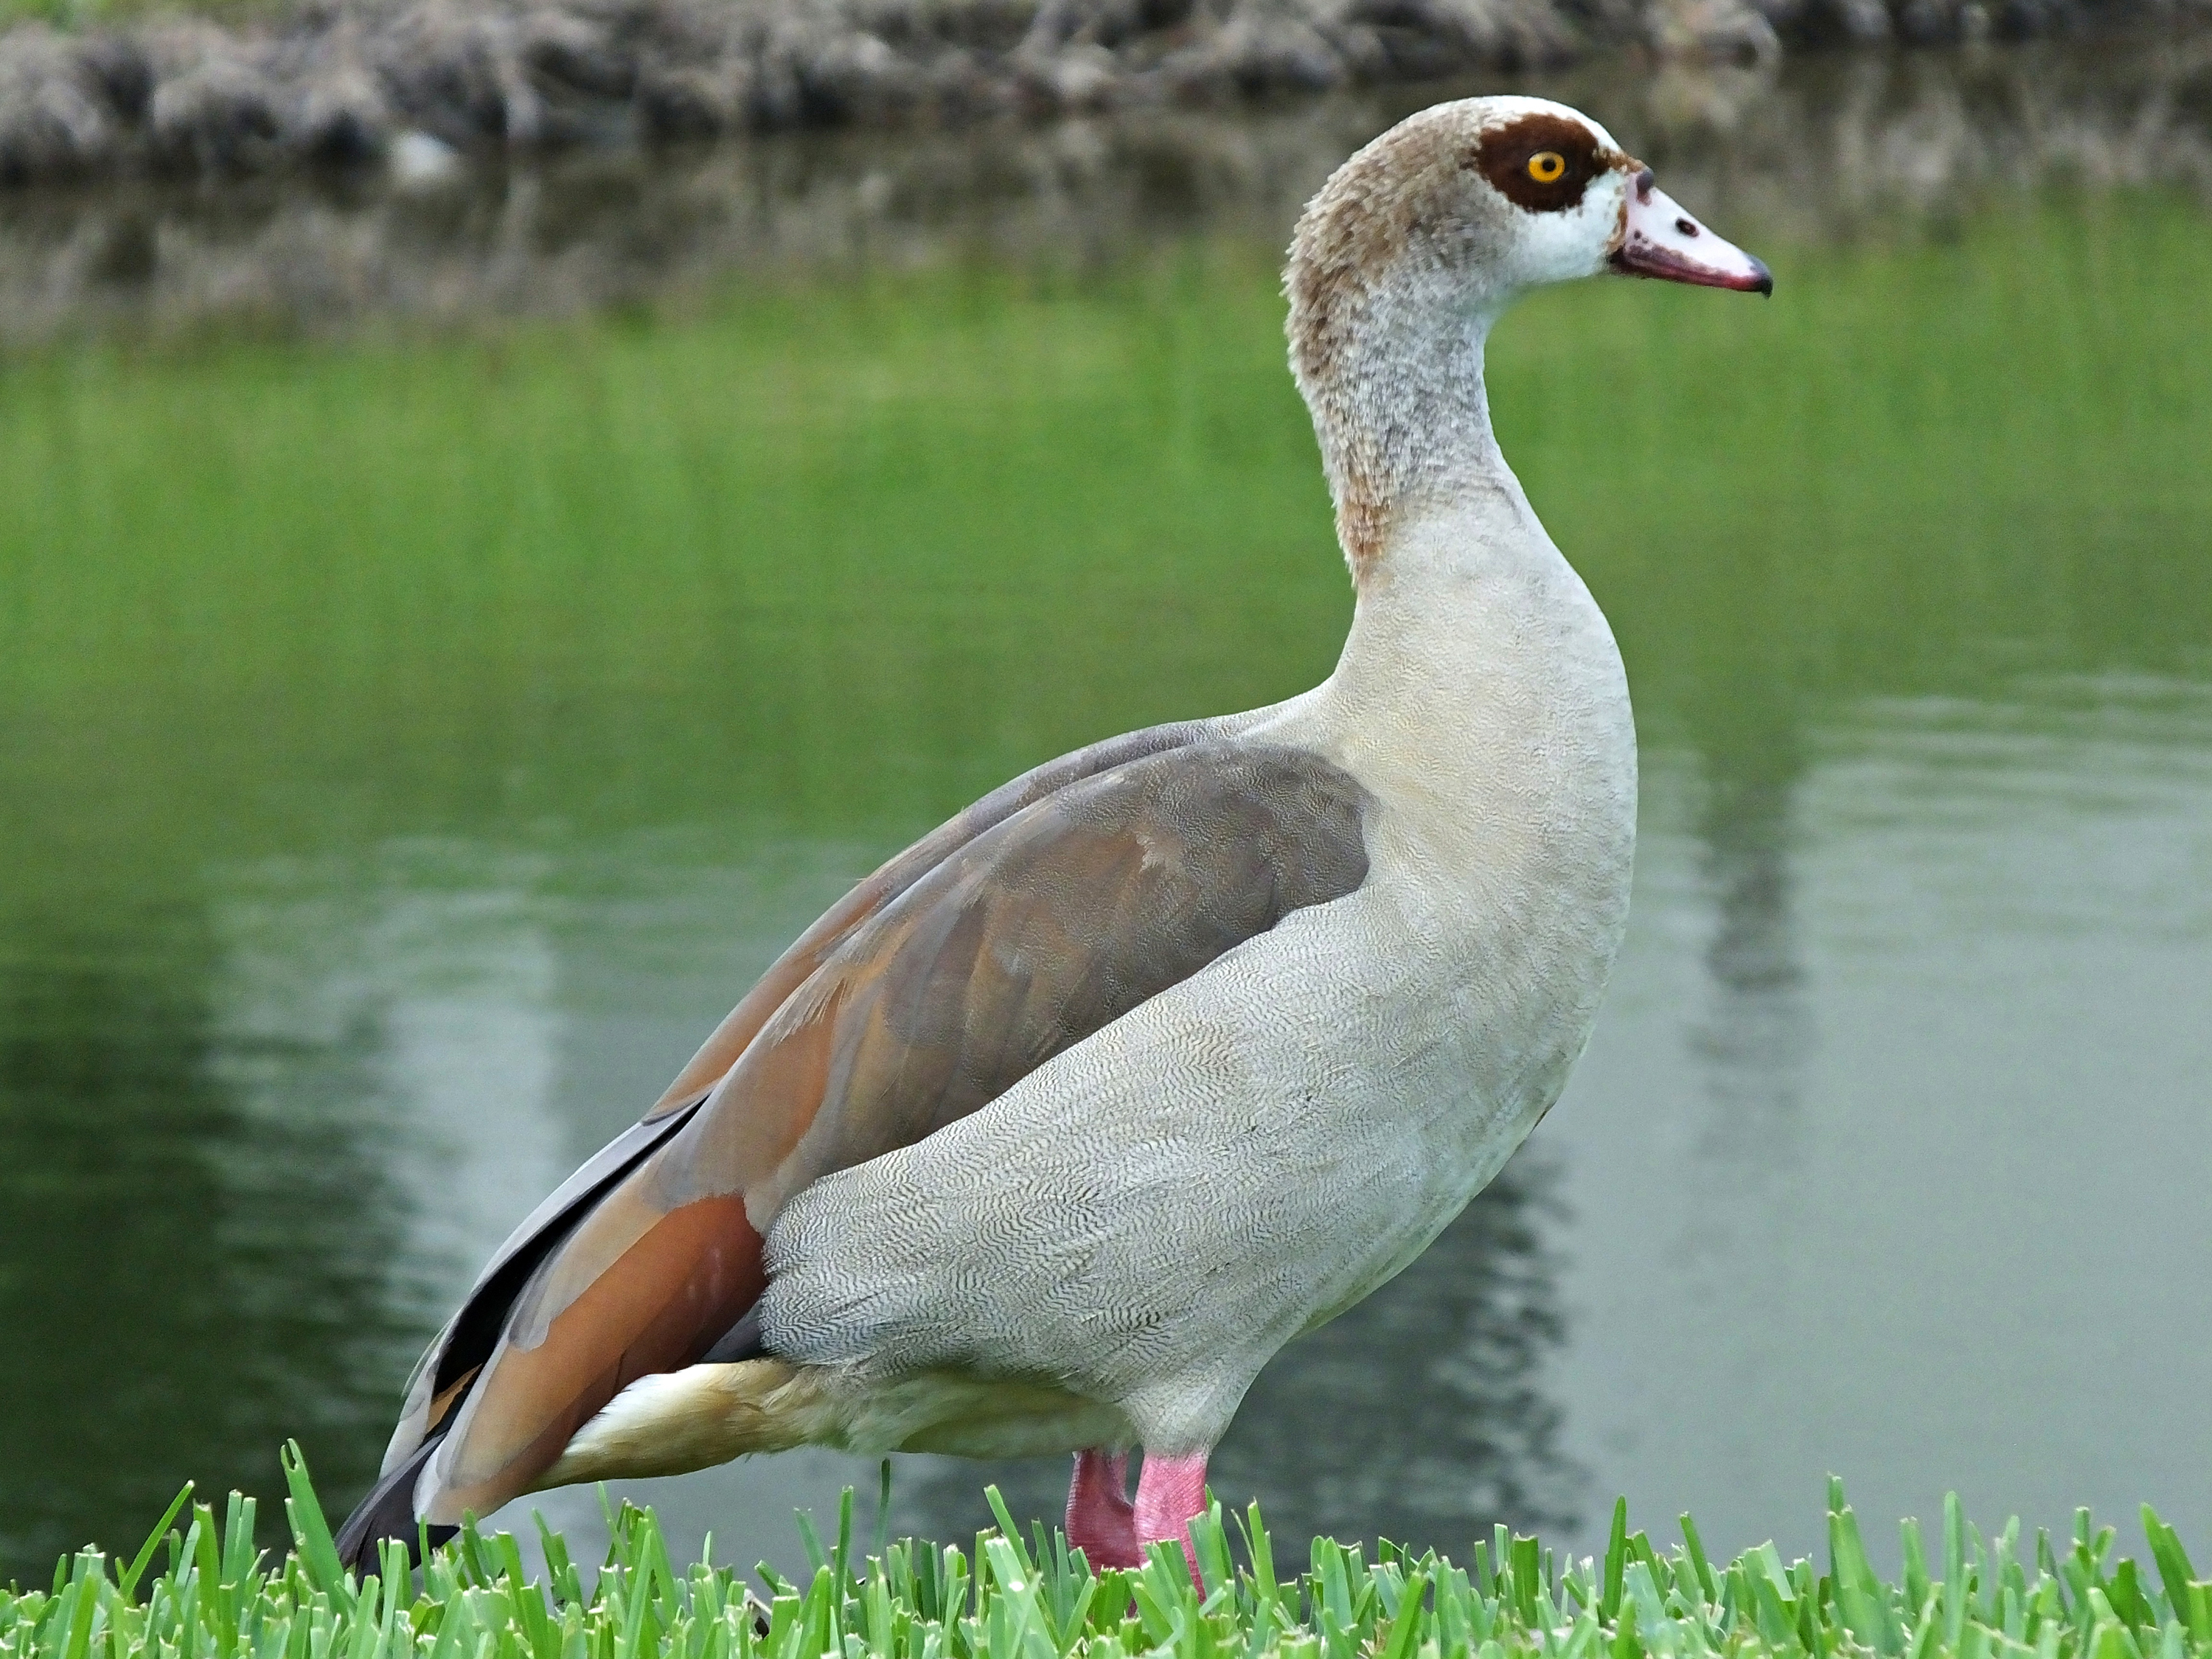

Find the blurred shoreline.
xmin=0 ymin=0 xmax=2206 ymax=190
xmin=1 ymin=33 xmax=2208 ymax=340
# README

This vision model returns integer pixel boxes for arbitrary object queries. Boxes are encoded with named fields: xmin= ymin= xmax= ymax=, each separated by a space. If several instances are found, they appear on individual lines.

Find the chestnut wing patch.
xmin=1472 ymin=111 xmax=1610 ymax=214
xmin=392 ymin=741 xmax=1371 ymax=1533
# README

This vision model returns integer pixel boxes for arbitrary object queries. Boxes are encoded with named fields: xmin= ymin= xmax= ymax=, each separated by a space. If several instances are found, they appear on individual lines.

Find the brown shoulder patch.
xmin=1472 ymin=111 xmax=1608 ymax=215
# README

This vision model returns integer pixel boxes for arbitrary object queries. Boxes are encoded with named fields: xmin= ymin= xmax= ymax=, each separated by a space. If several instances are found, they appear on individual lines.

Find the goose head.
xmin=1287 ymin=97 xmax=1770 ymax=578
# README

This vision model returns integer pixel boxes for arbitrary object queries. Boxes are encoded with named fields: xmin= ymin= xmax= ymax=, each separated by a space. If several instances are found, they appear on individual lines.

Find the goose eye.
xmin=1527 ymin=152 xmax=1567 ymax=184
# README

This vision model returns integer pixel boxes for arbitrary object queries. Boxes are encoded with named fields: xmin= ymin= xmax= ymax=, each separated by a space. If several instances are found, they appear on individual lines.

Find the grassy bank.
xmin=10 ymin=1448 xmax=2212 ymax=1659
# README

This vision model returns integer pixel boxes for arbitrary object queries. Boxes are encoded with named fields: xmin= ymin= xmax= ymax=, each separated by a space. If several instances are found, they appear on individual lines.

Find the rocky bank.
xmin=0 ymin=0 xmax=2205 ymax=185
xmin=2 ymin=40 xmax=2208 ymax=338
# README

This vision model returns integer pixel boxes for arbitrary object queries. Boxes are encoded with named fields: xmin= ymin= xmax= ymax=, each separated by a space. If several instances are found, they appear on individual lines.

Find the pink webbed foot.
xmin=1132 ymin=1451 xmax=1210 ymax=1589
xmin=1066 ymin=1450 xmax=1140 ymax=1569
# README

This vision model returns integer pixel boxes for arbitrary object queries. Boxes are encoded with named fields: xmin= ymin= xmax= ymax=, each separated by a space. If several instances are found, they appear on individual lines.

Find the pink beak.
xmin=1610 ymin=167 xmax=1773 ymax=294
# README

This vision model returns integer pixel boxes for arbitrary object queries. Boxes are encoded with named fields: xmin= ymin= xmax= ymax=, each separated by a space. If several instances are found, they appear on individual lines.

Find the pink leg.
xmin=1065 ymin=1450 xmax=1140 ymax=1568
xmin=1133 ymin=1451 xmax=1210 ymax=1587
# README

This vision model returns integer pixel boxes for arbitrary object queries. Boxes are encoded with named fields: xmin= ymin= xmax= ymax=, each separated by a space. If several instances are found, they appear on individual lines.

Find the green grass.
xmin=11 ymin=1448 xmax=2212 ymax=1659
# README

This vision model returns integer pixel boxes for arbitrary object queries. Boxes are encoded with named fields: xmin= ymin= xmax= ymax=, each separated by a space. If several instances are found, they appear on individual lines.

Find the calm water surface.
xmin=1 ymin=55 xmax=2209 ymax=1587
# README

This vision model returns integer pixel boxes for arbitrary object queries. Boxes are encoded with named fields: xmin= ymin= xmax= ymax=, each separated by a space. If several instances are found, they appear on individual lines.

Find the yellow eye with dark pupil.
xmin=1527 ymin=151 xmax=1567 ymax=184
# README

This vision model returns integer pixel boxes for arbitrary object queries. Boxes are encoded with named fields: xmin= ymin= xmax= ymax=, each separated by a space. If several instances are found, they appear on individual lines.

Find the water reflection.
xmin=212 ymin=849 xmax=577 ymax=1324
xmin=0 ymin=908 xmax=417 ymax=1571
xmin=1688 ymin=738 xmax=1815 ymax=1182
xmin=1545 ymin=682 xmax=2212 ymax=1567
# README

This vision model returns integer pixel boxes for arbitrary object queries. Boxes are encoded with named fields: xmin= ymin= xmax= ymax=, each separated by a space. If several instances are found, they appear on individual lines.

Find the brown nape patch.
xmin=1285 ymin=114 xmax=1471 ymax=577
xmin=1472 ymin=111 xmax=1609 ymax=214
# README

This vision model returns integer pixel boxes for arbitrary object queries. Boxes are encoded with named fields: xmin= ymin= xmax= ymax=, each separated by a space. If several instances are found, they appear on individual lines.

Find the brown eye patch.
xmin=1469 ymin=112 xmax=1607 ymax=213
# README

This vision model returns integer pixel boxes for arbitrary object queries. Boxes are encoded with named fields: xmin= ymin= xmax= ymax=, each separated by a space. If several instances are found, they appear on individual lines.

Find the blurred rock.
xmin=373 ymin=2 xmax=535 ymax=142
xmin=142 ymin=22 xmax=284 ymax=173
xmin=0 ymin=27 xmax=116 ymax=181
xmin=634 ymin=59 xmax=749 ymax=135
xmin=387 ymin=122 xmax=460 ymax=176
xmin=1030 ymin=41 xmax=1121 ymax=108
xmin=284 ymin=27 xmax=395 ymax=161
xmin=1649 ymin=0 xmax=1782 ymax=60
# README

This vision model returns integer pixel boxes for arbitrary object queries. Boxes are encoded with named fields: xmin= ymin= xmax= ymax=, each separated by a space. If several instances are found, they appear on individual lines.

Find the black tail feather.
xmin=334 ymin=1437 xmax=458 ymax=1575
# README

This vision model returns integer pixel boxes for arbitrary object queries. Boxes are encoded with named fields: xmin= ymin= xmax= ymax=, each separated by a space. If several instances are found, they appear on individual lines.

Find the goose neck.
xmin=1296 ymin=290 xmax=1517 ymax=582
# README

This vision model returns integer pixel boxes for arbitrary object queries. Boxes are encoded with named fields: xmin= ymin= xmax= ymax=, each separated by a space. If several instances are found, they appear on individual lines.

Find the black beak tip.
xmin=1750 ymin=257 xmax=1775 ymax=296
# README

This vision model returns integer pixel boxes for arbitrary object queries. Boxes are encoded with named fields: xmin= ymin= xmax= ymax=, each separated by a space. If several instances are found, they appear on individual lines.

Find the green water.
xmin=1 ymin=193 xmax=2209 ymax=1583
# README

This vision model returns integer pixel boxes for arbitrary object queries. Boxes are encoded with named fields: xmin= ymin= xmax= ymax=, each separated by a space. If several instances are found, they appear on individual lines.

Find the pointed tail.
xmin=333 ymin=1438 xmax=459 ymax=1574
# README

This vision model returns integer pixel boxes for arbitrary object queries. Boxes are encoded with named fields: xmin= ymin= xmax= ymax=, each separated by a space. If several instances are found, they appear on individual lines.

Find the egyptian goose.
xmin=334 ymin=95 xmax=1769 ymax=1576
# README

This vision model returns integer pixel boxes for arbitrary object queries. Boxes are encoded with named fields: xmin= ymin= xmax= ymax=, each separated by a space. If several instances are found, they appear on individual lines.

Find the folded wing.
xmin=338 ymin=731 xmax=1368 ymax=1556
